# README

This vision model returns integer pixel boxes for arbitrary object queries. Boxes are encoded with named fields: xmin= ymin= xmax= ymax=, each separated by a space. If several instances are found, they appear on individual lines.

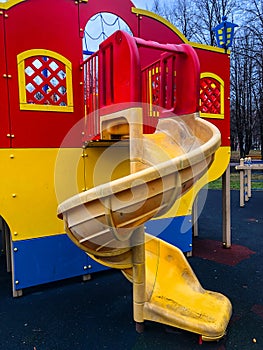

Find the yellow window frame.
xmin=17 ymin=49 xmax=74 ymax=113
xmin=200 ymin=72 xmax=224 ymax=119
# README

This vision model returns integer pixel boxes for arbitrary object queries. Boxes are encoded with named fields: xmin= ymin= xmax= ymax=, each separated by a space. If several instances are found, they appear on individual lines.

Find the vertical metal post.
xmin=222 ymin=164 xmax=231 ymax=247
xmin=239 ymin=158 xmax=244 ymax=207
xmin=128 ymin=108 xmax=145 ymax=331
xmin=10 ymin=237 xmax=23 ymax=298
xmin=247 ymin=157 xmax=252 ymax=198
xmin=244 ymin=168 xmax=249 ymax=202
xmin=192 ymin=195 xmax=198 ymax=237
xmin=131 ymin=225 xmax=145 ymax=332
xmin=244 ymin=158 xmax=249 ymax=202
xmin=3 ymin=220 xmax=11 ymax=273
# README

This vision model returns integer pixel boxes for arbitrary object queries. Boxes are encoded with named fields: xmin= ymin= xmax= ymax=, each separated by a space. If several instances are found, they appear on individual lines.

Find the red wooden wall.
xmin=0 ymin=0 xmax=230 ymax=148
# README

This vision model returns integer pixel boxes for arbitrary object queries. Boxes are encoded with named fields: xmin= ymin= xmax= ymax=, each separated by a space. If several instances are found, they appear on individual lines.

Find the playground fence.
xmin=235 ymin=157 xmax=263 ymax=207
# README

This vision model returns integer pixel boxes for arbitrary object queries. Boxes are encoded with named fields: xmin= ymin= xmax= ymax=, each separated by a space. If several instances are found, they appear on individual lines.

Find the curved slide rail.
xmin=58 ymin=112 xmax=232 ymax=341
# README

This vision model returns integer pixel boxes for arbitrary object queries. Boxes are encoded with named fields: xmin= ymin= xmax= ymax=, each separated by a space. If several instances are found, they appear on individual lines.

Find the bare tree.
xmin=150 ymin=0 xmax=237 ymax=45
xmin=150 ymin=0 xmax=262 ymax=157
xmin=228 ymin=0 xmax=263 ymax=158
xmin=192 ymin=0 xmax=237 ymax=45
xmin=150 ymin=0 xmax=199 ymax=41
xmin=230 ymin=25 xmax=262 ymax=157
xmin=245 ymin=0 xmax=263 ymax=158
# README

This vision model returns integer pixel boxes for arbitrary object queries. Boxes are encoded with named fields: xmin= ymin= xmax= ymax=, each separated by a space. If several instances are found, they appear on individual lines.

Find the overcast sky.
xmin=132 ymin=0 xmax=154 ymax=9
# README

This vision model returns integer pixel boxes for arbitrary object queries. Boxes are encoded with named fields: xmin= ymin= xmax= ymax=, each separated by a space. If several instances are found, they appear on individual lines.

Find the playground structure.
xmin=57 ymin=29 xmax=232 ymax=341
xmin=235 ymin=157 xmax=263 ymax=207
xmin=0 ymin=0 xmax=231 ymax=305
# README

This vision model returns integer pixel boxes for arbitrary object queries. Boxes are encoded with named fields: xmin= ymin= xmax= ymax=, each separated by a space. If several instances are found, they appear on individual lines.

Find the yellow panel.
xmin=3 ymin=144 xmax=228 ymax=240
xmin=83 ymin=144 xmax=130 ymax=189
xmin=0 ymin=148 xmax=85 ymax=241
xmin=0 ymin=144 xmax=130 ymax=241
xmin=157 ymin=146 xmax=230 ymax=218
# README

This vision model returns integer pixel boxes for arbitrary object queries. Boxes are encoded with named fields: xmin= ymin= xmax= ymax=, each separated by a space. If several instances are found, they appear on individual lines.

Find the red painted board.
xmin=0 ymin=11 xmax=11 ymax=148
xmin=78 ymin=0 xmax=139 ymax=37
xmin=197 ymin=48 xmax=230 ymax=147
xmin=3 ymin=0 xmax=84 ymax=148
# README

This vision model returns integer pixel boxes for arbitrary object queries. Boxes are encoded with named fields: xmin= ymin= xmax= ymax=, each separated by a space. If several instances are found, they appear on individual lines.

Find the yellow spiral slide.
xmin=57 ymin=109 xmax=232 ymax=341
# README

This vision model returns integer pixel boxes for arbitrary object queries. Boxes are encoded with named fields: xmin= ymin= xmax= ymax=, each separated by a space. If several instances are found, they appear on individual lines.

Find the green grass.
xmin=207 ymin=150 xmax=263 ymax=190
xmin=208 ymin=172 xmax=263 ymax=190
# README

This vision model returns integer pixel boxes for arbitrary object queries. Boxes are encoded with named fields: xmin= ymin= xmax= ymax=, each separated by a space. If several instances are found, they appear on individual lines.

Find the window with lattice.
xmin=200 ymin=74 xmax=224 ymax=119
xmin=17 ymin=50 xmax=73 ymax=112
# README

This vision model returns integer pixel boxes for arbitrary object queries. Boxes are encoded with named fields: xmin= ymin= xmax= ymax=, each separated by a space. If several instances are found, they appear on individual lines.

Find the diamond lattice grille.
xmin=24 ymin=56 xmax=67 ymax=106
xmin=200 ymin=77 xmax=221 ymax=114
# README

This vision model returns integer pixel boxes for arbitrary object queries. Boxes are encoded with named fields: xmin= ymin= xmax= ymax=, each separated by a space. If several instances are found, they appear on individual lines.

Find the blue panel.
xmin=12 ymin=234 xmax=108 ymax=290
xmin=12 ymin=217 xmax=192 ymax=290
xmin=145 ymin=215 xmax=192 ymax=253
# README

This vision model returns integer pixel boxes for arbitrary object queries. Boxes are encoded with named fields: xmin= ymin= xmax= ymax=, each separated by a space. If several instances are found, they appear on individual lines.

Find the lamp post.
xmin=213 ymin=16 xmax=238 ymax=52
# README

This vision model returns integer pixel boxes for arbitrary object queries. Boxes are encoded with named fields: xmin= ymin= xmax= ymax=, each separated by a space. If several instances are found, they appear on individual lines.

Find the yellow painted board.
xmin=0 ymin=146 xmax=131 ymax=241
xmin=0 ymin=148 xmax=84 ymax=240
xmin=82 ymin=143 xmax=130 ymax=189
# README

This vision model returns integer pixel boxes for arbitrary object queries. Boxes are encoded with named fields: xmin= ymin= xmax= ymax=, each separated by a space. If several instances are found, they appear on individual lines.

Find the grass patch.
xmin=231 ymin=150 xmax=262 ymax=163
xmin=208 ymin=172 xmax=263 ymax=190
xmin=208 ymin=151 xmax=263 ymax=190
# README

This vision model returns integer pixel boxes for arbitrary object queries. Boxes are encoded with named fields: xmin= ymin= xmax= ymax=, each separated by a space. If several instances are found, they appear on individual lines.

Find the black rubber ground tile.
xmin=0 ymin=190 xmax=262 ymax=350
